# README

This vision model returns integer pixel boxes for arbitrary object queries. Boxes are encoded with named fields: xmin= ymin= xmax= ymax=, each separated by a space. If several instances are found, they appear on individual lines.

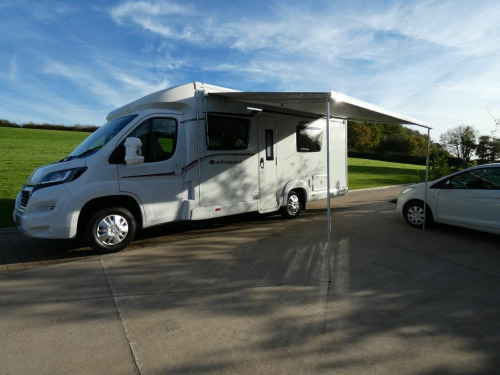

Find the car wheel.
xmin=403 ymin=200 xmax=432 ymax=228
xmin=281 ymin=190 xmax=301 ymax=218
xmin=84 ymin=207 xmax=136 ymax=253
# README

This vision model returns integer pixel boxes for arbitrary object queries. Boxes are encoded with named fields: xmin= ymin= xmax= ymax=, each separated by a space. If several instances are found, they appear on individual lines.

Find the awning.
xmin=210 ymin=88 xmax=433 ymax=282
xmin=209 ymin=90 xmax=432 ymax=128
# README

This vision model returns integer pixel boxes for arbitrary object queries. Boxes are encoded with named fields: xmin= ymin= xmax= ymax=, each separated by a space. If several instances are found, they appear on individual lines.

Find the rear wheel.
xmin=84 ymin=207 xmax=136 ymax=253
xmin=403 ymin=200 xmax=432 ymax=228
xmin=281 ymin=190 xmax=301 ymax=219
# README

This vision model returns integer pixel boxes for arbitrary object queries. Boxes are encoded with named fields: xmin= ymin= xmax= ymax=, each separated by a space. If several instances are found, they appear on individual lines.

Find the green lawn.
xmin=348 ymin=158 xmax=425 ymax=190
xmin=0 ymin=126 xmax=425 ymax=227
xmin=0 ymin=127 xmax=89 ymax=227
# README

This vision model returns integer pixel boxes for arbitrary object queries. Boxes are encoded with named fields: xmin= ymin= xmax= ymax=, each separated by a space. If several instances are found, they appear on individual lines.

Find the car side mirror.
xmin=124 ymin=137 xmax=144 ymax=166
xmin=431 ymin=179 xmax=448 ymax=189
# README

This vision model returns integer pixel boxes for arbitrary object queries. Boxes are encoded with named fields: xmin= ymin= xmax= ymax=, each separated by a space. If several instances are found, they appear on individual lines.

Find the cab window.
xmin=129 ymin=118 xmax=178 ymax=163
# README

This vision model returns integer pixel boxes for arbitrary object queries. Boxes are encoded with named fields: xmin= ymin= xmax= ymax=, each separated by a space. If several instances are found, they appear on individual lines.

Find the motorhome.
xmin=13 ymin=82 xmax=349 ymax=252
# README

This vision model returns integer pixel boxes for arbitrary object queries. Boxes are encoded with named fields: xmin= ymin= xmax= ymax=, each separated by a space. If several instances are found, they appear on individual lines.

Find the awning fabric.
xmin=209 ymin=90 xmax=432 ymax=129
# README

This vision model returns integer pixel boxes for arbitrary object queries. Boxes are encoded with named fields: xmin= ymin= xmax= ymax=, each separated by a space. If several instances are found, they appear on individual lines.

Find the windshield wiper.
xmin=75 ymin=145 xmax=103 ymax=158
xmin=60 ymin=155 xmax=74 ymax=162
xmin=60 ymin=146 xmax=103 ymax=162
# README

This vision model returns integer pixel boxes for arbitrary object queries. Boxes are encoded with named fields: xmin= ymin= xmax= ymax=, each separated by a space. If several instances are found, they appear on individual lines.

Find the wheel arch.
xmin=281 ymin=180 xmax=308 ymax=210
xmin=403 ymin=199 xmax=434 ymax=216
xmin=77 ymin=195 xmax=143 ymax=239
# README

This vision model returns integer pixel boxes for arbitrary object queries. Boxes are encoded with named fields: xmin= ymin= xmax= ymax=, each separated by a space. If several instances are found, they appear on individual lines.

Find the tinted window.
xmin=207 ymin=115 xmax=250 ymax=150
xmin=297 ymin=125 xmax=323 ymax=152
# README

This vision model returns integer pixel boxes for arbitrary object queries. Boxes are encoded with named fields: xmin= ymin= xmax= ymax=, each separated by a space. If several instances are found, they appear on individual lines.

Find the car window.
xmin=448 ymin=168 xmax=500 ymax=190
xmin=481 ymin=168 xmax=500 ymax=189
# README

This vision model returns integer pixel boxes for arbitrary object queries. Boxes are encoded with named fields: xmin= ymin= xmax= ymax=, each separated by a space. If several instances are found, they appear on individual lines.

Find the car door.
xmin=117 ymin=116 xmax=185 ymax=225
xmin=435 ymin=167 xmax=500 ymax=231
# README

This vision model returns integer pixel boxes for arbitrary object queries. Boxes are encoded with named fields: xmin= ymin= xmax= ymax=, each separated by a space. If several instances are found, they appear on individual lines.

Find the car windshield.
xmin=64 ymin=115 xmax=137 ymax=160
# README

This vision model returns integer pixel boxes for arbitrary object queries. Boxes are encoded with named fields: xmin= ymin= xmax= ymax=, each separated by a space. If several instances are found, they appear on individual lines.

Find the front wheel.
xmin=84 ymin=207 xmax=136 ymax=253
xmin=403 ymin=200 xmax=432 ymax=228
xmin=280 ymin=190 xmax=302 ymax=219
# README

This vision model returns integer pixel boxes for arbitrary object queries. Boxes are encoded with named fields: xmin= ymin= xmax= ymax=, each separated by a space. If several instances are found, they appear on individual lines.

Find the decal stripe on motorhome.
xmin=121 ymin=172 xmax=177 ymax=178
xmin=121 ymin=153 xmax=254 ymax=179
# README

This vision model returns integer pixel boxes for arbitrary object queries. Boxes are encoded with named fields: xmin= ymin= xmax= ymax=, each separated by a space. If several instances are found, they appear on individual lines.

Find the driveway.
xmin=0 ymin=186 xmax=499 ymax=374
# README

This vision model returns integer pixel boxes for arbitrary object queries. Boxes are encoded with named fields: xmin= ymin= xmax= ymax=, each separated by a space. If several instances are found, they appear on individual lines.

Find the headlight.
xmin=401 ymin=185 xmax=415 ymax=194
xmin=36 ymin=167 xmax=87 ymax=189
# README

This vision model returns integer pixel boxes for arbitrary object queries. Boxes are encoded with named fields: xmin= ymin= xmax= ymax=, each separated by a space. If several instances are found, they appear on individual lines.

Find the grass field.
xmin=348 ymin=158 xmax=425 ymax=189
xmin=0 ymin=126 xmax=425 ymax=228
xmin=0 ymin=127 xmax=89 ymax=227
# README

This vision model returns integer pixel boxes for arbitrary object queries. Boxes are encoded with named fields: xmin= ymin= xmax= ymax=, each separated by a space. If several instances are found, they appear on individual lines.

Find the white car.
xmin=397 ymin=163 xmax=500 ymax=234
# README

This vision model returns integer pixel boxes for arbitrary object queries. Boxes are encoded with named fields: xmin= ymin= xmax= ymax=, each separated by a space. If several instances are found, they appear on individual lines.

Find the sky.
xmin=1 ymin=0 xmax=500 ymax=139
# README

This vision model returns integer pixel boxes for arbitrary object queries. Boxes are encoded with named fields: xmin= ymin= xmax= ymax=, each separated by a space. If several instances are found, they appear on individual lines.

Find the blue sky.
xmin=2 ymin=0 xmax=500 ymax=138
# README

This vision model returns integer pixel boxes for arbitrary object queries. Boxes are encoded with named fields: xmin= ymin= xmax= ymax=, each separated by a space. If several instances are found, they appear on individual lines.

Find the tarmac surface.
xmin=1 ymin=186 xmax=499 ymax=374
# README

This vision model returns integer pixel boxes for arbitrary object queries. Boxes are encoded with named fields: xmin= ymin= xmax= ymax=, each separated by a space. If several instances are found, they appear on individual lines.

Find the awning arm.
xmin=423 ymin=128 xmax=431 ymax=230
xmin=326 ymin=98 xmax=333 ymax=283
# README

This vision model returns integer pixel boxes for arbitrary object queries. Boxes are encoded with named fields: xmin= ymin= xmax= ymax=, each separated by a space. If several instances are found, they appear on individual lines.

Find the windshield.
xmin=66 ymin=115 xmax=137 ymax=160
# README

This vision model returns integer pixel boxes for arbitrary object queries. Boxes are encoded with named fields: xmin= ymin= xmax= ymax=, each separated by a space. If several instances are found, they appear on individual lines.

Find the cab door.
xmin=117 ymin=116 xmax=185 ymax=225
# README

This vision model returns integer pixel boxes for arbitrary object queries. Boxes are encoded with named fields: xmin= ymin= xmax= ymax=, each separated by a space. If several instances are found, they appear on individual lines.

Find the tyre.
xmin=281 ymin=190 xmax=301 ymax=219
xmin=84 ymin=207 xmax=136 ymax=253
xmin=403 ymin=200 xmax=432 ymax=228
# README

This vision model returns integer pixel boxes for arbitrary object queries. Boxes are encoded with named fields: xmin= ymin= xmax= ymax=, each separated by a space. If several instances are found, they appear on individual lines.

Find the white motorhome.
xmin=13 ymin=82 xmax=349 ymax=252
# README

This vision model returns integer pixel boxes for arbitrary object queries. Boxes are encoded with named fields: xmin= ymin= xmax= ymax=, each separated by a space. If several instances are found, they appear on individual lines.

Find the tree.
xmin=475 ymin=135 xmax=500 ymax=163
xmin=488 ymin=138 xmax=500 ymax=162
xmin=476 ymin=135 xmax=491 ymax=163
xmin=439 ymin=125 xmax=479 ymax=162
xmin=348 ymin=122 xmax=383 ymax=151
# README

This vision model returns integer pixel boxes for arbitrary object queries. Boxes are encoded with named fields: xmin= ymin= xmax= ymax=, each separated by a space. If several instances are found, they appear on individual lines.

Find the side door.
xmin=435 ymin=167 xmax=500 ymax=231
xmin=258 ymin=116 xmax=279 ymax=213
xmin=117 ymin=116 xmax=185 ymax=225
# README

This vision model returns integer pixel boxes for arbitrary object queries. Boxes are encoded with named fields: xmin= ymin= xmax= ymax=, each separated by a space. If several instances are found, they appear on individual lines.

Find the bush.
xmin=419 ymin=155 xmax=454 ymax=181
xmin=0 ymin=119 xmax=20 ymax=128
xmin=0 ymin=119 xmax=97 ymax=132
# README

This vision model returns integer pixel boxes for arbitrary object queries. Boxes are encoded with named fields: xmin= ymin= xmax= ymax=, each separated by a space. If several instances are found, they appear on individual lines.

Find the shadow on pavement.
xmin=1 ymin=202 xmax=498 ymax=374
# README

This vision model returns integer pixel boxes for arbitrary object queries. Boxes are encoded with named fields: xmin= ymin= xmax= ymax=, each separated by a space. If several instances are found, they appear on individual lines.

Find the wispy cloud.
xmin=2 ymin=0 xmax=500 ymax=135
xmin=8 ymin=57 xmax=18 ymax=80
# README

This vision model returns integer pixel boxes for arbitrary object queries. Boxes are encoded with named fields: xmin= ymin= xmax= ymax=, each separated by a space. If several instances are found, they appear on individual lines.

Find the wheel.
xmin=84 ymin=207 xmax=136 ymax=253
xmin=403 ymin=200 xmax=432 ymax=228
xmin=281 ymin=190 xmax=301 ymax=218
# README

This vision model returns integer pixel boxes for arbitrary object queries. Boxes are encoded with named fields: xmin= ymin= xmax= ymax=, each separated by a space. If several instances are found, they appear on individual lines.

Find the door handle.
xmin=260 ymin=157 xmax=265 ymax=169
xmin=174 ymin=161 xmax=182 ymax=175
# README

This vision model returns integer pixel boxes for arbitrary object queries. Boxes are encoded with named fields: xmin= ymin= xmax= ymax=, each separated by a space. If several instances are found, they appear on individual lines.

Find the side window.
xmin=297 ymin=124 xmax=323 ymax=152
xmin=265 ymin=129 xmax=274 ymax=160
xmin=207 ymin=115 xmax=250 ymax=150
xmin=484 ymin=169 xmax=500 ymax=189
xmin=130 ymin=118 xmax=178 ymax=163
xmin=448 ymin=168 xmax=500 ymax=190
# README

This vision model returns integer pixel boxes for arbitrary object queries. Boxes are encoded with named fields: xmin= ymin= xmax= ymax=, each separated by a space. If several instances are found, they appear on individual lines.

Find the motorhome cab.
xmin=14 ymin=82 xmax=349 ymax=252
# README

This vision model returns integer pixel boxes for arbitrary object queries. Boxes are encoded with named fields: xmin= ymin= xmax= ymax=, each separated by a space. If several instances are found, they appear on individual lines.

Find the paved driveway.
xmin=0 ymin=186 xmax=499 ymax=374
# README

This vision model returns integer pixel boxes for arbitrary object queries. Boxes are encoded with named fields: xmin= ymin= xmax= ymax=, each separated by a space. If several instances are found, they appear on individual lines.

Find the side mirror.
xmin=124 ymin=137 xmax=144 ymax=166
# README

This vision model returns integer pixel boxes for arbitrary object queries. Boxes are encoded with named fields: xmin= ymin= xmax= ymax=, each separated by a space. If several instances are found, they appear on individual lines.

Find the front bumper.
xmin=13 ymin=184 xmax=83 ymax=239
